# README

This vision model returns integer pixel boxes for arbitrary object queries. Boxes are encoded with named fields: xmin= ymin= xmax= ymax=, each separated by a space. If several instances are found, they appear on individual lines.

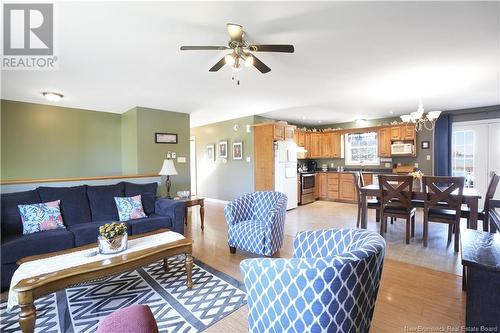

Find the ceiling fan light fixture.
xmin=244 ymin=55 xmax=254 ymax=67
xmin=224 ymin=54 xmax=235 ymax=66
xmin=227 ymin=23 xmax=243 ymax=40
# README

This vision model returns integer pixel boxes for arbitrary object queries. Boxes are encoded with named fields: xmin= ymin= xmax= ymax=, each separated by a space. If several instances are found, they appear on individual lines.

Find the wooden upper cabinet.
xmin=401 ymin=124 xmax=416 ymax=140
xmin=390 ymin=126 xmax=401 ymax=140
xmin=331 ymin=132 xmax=341 ymax=158
xmin=304 ymin=132 xmax=312 ymax=158
xmin=378 ymin=127 xmax=391 ymax=157
xmin=273 ymin=123 xmax=286 ymax=141
xmin=321 ymin=133 xmax=333 ymax=158
xmin=285 ymin=125 xmax=295 ymax=140
xmin=293 ymin=131 xmax=299 ymax=144
xmin=298 ymin=131 xmax=306 ymax=147
xmin=310 ymin=133 xmax=322 ymax=158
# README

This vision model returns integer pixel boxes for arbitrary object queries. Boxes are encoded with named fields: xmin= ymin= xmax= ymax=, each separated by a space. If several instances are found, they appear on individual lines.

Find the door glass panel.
xmin=452 ymin=130 xmax=475 ymax=188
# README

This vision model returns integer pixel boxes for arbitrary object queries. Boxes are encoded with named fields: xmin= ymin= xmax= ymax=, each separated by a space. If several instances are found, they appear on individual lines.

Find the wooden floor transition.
xmin=185 ymin=200 xmax=465 ymax=333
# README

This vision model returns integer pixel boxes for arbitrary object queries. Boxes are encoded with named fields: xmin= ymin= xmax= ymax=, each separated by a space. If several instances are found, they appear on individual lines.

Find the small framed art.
xmin=232 ymin=142 xmax=243 ymax=160
xmin=219 ymin=141 xmax=228 ymax=159
xmin=155 ymin=133 xmax=178 ymax=144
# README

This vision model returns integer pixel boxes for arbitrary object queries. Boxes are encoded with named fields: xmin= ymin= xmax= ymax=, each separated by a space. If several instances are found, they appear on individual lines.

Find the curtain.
xmin=434 ymin=114 xmax=452 ymax=176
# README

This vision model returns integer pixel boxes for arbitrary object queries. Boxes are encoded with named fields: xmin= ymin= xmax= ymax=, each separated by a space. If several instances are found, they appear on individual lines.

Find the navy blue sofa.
xmin=0 ymin=181 xmax=185 ymax=290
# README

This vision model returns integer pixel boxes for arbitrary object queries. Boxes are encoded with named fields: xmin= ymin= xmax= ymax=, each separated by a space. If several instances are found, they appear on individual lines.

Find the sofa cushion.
xmin=1 ymin=190 xmax=41 ymax=236
xmin=38 ymin=185 xmax=91 ymax=226
xmin=87 ymin=183 xmax=125 ymax=221
xmin=1 ymin=228 xmax=74 ymax=264
xmin=124 ymin=182 xmax=158 ymax=215
xmin=18 ymin=200 xmax=66 ymax=234
xmin=126 ymin=214 xmax=171 ymax=235
xmin=69 ymin=221 xmax=115 ymax=247
xmin=114 ymin=195 xmax=147 ymax=221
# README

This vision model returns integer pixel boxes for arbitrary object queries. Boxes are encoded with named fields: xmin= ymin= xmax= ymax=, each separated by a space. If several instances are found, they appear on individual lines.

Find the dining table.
xmin=359 ymin=184 xmax=482 ymax=229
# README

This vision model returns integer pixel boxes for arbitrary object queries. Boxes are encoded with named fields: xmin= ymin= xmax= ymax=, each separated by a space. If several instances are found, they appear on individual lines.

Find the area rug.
xmin=0 ymin=256 xmax=246 ymax=332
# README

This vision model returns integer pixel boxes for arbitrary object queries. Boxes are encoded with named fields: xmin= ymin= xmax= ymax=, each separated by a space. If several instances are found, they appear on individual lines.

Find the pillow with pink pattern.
xmin=114 ymin=195 xmax=147 ymax=221
xmin=18 ymin=200 xmax=66 ymax=235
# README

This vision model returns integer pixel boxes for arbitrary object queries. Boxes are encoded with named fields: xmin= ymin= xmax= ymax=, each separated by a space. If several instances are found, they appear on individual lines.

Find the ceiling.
xmin=2 ymin=2 xmax=499 ymax=127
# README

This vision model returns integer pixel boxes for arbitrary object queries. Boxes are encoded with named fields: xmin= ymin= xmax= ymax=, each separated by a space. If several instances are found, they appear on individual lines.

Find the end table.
xmin=176 ymin=196 xmax=205 ymax=231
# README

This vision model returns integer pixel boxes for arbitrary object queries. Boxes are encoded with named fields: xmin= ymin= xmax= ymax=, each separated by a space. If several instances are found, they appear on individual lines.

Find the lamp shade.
xmin=158 ymin=159 xmax=178 ymax=176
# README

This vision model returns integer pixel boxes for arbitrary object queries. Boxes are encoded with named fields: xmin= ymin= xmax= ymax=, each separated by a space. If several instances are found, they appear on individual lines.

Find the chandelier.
xmin=400 ymin=101 xmax=442 ymax=131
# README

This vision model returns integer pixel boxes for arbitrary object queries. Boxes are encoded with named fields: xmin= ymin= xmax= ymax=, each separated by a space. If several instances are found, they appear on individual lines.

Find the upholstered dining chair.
xmin=378 ymin=175 xmax=416 ymax=244
xmin=225 ymin=191 xmax=288 ymax=256
xmin=240 ymin=228 xmax=386 ymax=333
xmin=422 ymin=176 xmax=464 ymax=252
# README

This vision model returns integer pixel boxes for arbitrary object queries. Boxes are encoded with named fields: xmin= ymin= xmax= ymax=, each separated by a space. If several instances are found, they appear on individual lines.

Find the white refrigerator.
xmin=274 ymin=140 xmax=298 ymax=210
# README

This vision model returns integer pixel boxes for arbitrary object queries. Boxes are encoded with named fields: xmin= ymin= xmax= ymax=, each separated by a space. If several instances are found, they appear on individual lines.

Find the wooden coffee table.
xmin=12 ymin=229 xmax=193 ymax=333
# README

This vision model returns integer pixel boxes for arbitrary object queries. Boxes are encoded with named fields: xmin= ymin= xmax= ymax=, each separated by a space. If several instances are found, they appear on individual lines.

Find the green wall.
xmin=1 ymin=100 xmax=122 ymax=179
xmin=191 ymin=115 xmax=256 ymax=201
xmin=1 ymin=100 xmax=190 ymax=194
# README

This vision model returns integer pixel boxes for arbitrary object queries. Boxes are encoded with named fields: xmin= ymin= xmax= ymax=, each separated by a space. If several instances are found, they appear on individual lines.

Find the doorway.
xmin=452 ymin=119 xmax=500 ymax=206
xmin=190 ymin=136 xmax=197 ymax=196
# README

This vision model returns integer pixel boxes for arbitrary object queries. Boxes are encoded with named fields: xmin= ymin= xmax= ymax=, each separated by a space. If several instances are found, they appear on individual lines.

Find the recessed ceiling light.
xmin=318 ymin=120 xmax=322 ymax=123
xmin=302 ymin=116 xmax=306 ymax=120
xmin=42 ymin=91 xmax=63 ymax=102
xmin=389 ymin=111 xmax=394 ymax=114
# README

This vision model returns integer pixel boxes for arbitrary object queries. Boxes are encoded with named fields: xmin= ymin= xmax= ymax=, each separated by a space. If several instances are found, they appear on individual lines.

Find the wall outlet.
xmin=384 ymin=163 xmax=391 ymax=168
xmin=246 ymin=156 xmax=251 ymax=162
xmin=166 ymin=153 xmax=171 ymax=159
xmin=222 ymin=158 xmax=227 ymax=164
xmin=177 ymin=157 xmax=186 ymax=163
xmin=414 ymin=163 xmax=419 ymax=168
xmin=246 ymin=124 xmax=251 ymax=133
xmin=171 ymin=152 xmax=176 ymax=158
xmin=426 ymin=155 xmax=431 ymax=161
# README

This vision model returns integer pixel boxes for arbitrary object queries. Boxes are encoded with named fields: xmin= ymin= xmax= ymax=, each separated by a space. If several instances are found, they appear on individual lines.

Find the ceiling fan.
xmin=180 ymin=23 xmax=294 ymax=74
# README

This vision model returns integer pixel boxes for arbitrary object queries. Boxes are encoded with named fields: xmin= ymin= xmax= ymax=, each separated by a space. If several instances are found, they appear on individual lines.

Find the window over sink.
xmin=345 ymin=132 xmax=380 ymax=166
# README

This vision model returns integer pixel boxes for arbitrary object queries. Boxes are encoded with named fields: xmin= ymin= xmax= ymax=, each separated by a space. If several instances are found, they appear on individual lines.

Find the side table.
xmin=176 ymin=196 xmax=205 ymax=231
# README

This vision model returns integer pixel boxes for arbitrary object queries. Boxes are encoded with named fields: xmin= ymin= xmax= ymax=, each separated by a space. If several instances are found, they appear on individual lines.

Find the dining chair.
xmin=422 ymin=176 xmax=464 ymax=252
xmin=355 ymin=172 xmax=380 ymax=227
xmin=461 ymin=172 xmax=499 ymax=232
xmin=378 ymin=175 xmax=416 ymax=244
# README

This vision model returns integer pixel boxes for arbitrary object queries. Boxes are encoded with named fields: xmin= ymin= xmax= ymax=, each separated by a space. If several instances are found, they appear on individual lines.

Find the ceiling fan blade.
xmin=227 ymin=23 xmax=243 ymax=41
xmin=209 ymin=57 xmax=226 ymax=72
xmin=252 ymin=55 xmax=271 ymax=74
xmin=180 ymin=46 xmax=229 ymax=51
xmin=249 ymin=44 xmax=294 ymax=53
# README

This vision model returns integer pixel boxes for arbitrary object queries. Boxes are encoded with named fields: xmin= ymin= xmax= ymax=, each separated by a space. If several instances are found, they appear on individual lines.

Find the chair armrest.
xmin=155 ymin=198 xmax=185 ymax=234
xmin=224 ymin=197 xmax=251 ymax=227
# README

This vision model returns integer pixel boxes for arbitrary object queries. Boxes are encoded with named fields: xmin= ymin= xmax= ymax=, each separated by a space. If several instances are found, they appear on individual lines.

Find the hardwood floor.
xmin=186 ymin=200 xmax=466 ymax=333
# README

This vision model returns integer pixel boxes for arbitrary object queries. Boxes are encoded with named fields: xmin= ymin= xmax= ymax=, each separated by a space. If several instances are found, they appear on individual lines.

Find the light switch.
xmin=246 ymin=156 xmax=251 ymax=162
xmin=426 ymin=155 xmax=431 ymax=161
xmin=177 ymin=157 xmax=186 ymax=163
xmin=171 ymin=152 xmax=177 ymax=158
xmin=414 ymin=163 xmax=419 ymax=168
xmin=384 ymin=163 xmax=391 ymax=168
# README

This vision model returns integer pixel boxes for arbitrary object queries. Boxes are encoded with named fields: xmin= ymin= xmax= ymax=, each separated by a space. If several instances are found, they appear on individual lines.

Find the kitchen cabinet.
xmin=401 ymin=124 xmax=416 ymax=140
xmin=310 ymin=133 xmax=322 ymax=158
xmin=331 ymin=132 xmax=341 ymax=158
xmin=362 ymin=173 xmax=373 ymax=186
xmin=378 ymin=127 xmax=392 ymax=157
xmin=297 ymin=178 xmax=301 ymax=204
xmin=390 ymin=126 xmax=401 ymax=140
xmin=318 ymin=173 xmax=327 ymax=198
xmin=327 ymin=173 xmax=339 ymax=200
xmin=305 ymin=132 xmax=312 ymax=158
xmin=298 ymin=131 xmax=306 ymax=147
xmin=339 ymin=173 xmax=357 ymax=202
xmin=273 ymin=123 xmax=286 ymax=141
xmin=285 ymin=125 xmax=295 ymax=140
xmin=314 ymin=174 xmax=320 ymax=199
xmin=321 ymin=133 xmax=333 ymax=158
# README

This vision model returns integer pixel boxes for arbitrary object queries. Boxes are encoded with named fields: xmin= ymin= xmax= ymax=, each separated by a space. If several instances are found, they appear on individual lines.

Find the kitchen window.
xmin=345 ymin=132 xmax=380 ymax=166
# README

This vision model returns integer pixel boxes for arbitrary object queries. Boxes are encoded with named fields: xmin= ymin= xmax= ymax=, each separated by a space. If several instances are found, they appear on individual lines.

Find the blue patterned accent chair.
xmin=225 ymin=191 xmax=288 ymax=256
xmin=240 ymin=228 xmax=386 ymax=333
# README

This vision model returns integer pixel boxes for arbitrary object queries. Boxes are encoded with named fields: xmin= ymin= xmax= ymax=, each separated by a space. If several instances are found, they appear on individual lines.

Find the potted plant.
xmin=98 ymin=222 xmax=128 ymax=254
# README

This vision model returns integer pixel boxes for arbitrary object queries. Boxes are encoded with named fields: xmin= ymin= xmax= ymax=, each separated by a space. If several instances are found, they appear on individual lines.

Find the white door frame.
xmin=190 ymin=136 xmax=197 ymax=196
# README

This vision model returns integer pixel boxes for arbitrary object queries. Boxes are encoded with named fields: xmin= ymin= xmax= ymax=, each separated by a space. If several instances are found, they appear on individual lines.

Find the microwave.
xmin=391 ymin=143 xmax=414 ymax=155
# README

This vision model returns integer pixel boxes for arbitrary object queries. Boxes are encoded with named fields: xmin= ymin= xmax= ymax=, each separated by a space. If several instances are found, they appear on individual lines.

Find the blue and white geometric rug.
xmin=0 ymin=256 xmax=246 ymax=332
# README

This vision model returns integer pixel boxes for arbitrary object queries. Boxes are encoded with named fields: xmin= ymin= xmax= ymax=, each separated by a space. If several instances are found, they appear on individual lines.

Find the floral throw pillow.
xmin=18 ymin=200 xmax=66 ymax=235
xmin=114 ymin=195 xmax=147 ymax=221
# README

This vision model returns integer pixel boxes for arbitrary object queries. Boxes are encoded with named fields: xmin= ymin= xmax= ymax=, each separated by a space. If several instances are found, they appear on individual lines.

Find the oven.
xmin=301 ymin=173 xmax=316 ymax=205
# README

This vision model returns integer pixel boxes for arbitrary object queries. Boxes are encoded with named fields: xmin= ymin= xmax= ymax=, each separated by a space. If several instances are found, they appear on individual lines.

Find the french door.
xmin=452 ymin=119 xmax=500 ymax=206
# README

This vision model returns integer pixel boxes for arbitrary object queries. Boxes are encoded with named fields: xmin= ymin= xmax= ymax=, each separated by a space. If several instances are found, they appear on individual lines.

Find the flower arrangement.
xmin=409 ymin=170 xmax=424 ymax=179
xmin=98 ymin=222 xmax=128 ymax=253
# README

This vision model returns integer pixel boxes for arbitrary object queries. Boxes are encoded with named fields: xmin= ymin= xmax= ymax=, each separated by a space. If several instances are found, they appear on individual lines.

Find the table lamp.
xmin=159 ymin=159 xmax=178 ymax=198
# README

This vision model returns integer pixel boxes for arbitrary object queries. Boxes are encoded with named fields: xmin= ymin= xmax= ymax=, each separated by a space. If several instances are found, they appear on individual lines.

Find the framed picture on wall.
xmin=232 ymin=142 xmax=243 ymax=160
xmin=219 ymin=140 xmax=228 ymax=159
xmin=155 ymin=133 xmax=178 ymax=144
xmin=207 ymin=144 xmax=215 ymax=161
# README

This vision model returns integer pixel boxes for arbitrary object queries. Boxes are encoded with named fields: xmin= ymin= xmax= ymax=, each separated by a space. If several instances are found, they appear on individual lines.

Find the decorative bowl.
xmin=98 ymin=233 xmax=128 ymax=254
xmin=177 ymin=190 xmax=190 ymax=199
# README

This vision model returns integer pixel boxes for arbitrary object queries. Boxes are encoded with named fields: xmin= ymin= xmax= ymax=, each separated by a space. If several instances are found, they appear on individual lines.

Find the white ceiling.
xmin=2 ymin=1 xmax=499 ymax=127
